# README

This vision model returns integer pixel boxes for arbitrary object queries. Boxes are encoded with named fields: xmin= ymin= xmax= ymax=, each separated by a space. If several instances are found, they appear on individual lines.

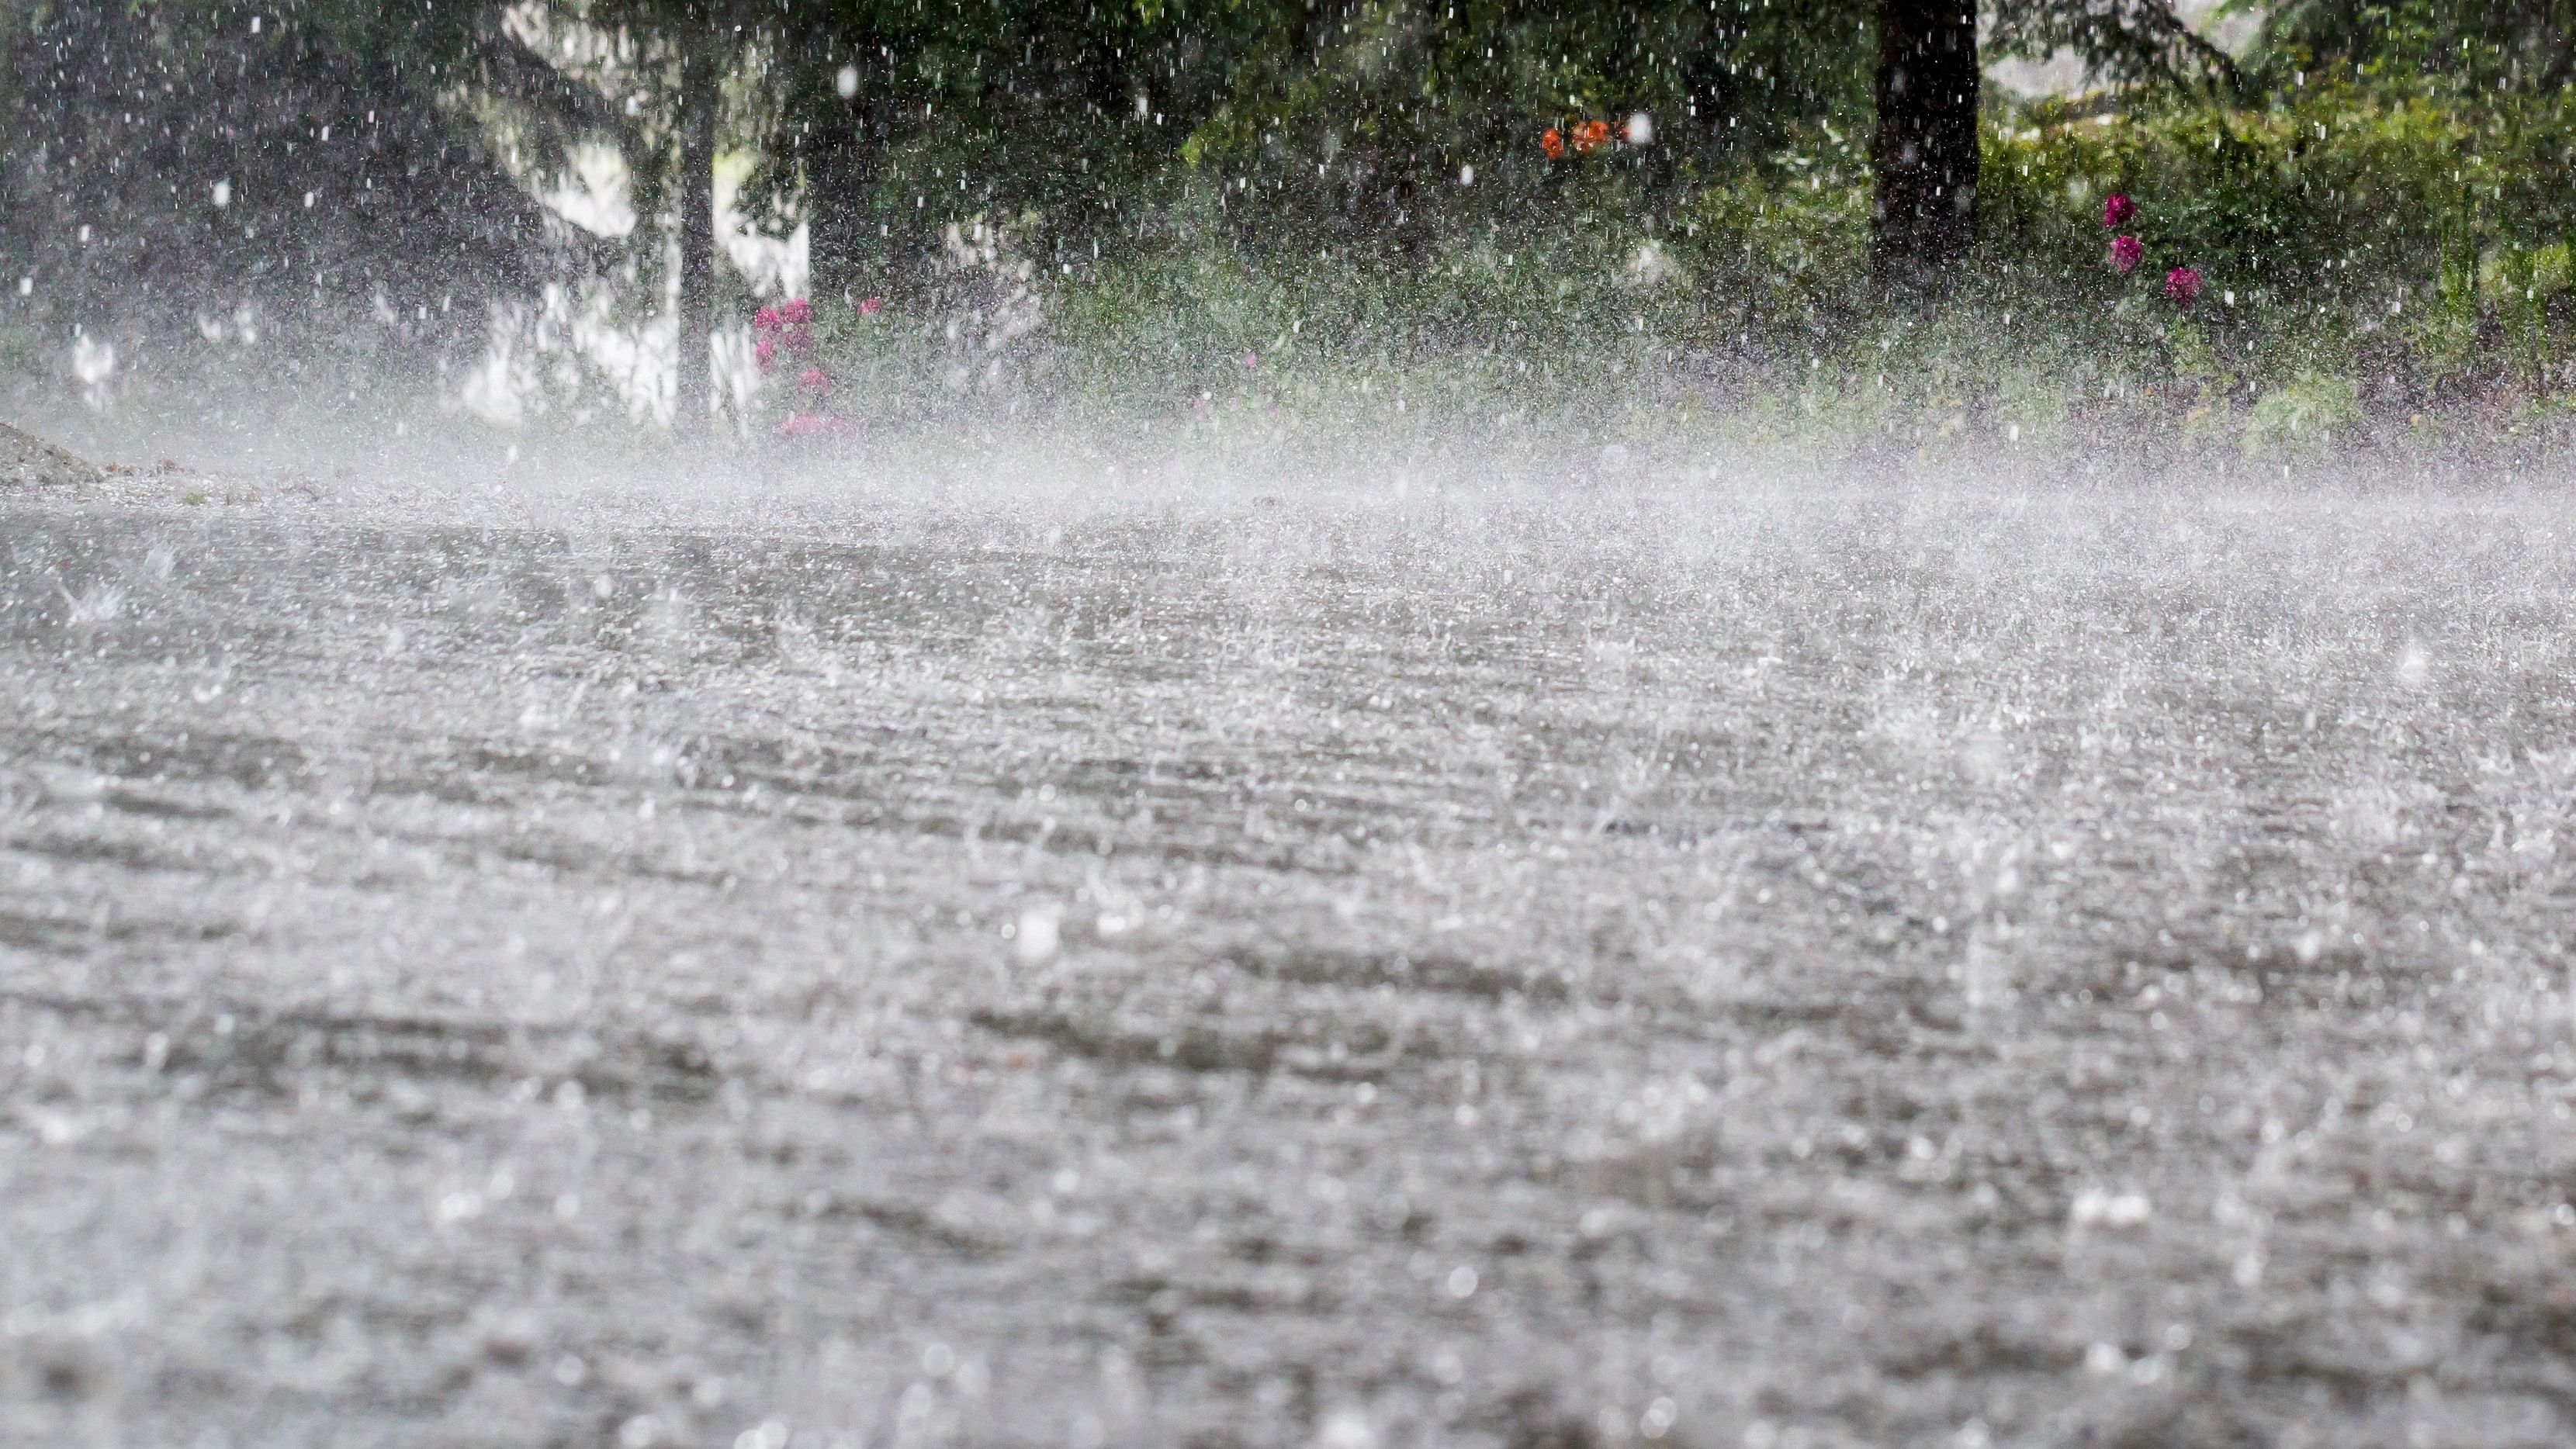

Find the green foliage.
xmin=725 ymin=0 xmax=1889 ymax=302
xmin=1989 ymin=0 xmax=2242 ymax=92
xmin=1169 ymin=0 xmax=1872 ymax=248
xmin=18 ymin=0 xmax=2576 ymax=455
xmin=774 ymin=64 xmax=2576 ymax=461
xmin=1670 ymin=126 xmax=1873 ymax=341
xmin=1976 ymin=78 xmax=2576 ymax=412
xmin=754 ymin=0 xmax=2576 ymax=458
xmin=2236 ymin=0 xmax=2576 ymax=92
xmin=2242 ymin=369 xmax=2361 ymax=455
xmin=743 ymin=0 xmax=1257 ymax=292
xmin=1048 ymin=183 xmax=1696 ymax=374
xmin=1980 ymin=81 xmax=2567 ymax=310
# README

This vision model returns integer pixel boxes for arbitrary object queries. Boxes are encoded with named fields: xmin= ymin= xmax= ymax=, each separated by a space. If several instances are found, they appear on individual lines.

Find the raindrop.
xmin=1317 ymin=1409 xmax=1379 ymax=1449
xmin=1013 ymin=907 xmax=1061 ymax=963
xmin=70 ymin=336 xmax=117 ymax=389
xmin=2069 ymin=1188 xmax=2152 ymax=1229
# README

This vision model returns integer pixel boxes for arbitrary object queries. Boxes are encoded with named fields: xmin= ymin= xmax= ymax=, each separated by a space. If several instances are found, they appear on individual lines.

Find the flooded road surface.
xmin=8 ymin=473 xmax=2576 ymax=1448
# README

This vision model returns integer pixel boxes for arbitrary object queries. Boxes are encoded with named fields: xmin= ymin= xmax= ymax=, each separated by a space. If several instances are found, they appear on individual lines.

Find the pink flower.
xmin=777 ymin=412 xmax=851 ymax=440
xmin=1241 ymin=351 xmax=1259 ymax=369
xmin=753 ymin=336 xmax=777 ymax=370
xmin=2103 ymin=192 xmax=2137 ymax=229
xmin=796 ymin=365 xmax=830 ymax=394
xmin=780 ymin=297 xmax=812 ymax=326
xmin=857 ymin=296 xmax=885 ymax=317
xmin=753 ymin=306 xmax=781 ymax=333
xmin=2109 ymin=234 xmax=2143 ymax=275
xmin=2164 ymin=266 xmax=2203 ymax=306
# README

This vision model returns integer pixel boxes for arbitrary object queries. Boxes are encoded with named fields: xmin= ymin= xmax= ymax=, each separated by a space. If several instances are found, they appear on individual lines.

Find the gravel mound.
xmin=0 ymin=423 xmax=104 ymax=488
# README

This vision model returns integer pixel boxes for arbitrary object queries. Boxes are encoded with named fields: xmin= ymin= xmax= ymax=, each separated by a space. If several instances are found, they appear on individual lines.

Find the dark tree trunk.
xmin=674 ymin=35 xmax=718 ymax=434
xmin=1871 ymin=0 xmax=1980 ymax=292
xmin=805 ymin=36 xmax=887 ymax=305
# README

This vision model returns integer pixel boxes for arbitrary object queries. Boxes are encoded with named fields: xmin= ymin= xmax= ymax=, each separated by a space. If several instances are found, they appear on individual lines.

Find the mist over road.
xmin=7 ymin=473 xmax=2576 ymax=1448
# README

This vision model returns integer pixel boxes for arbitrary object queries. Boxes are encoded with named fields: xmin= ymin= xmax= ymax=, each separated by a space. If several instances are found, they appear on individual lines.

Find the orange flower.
xmin=1540 ymin=127 xmax=1565 ymax=161
xmin=1574 ymin=119 xmax=1612 ymax=154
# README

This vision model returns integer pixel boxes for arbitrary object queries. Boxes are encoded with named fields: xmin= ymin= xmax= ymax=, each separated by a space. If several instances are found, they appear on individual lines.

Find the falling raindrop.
xmin=1013 ymin=907 xmax=1061 ymax=963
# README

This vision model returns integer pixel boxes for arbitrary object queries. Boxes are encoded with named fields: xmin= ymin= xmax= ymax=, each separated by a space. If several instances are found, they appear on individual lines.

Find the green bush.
xmin=2243 ymin=369 xmax=2363 ymax=455
xmin=788 ymin=74 xmax=2576 ymax=458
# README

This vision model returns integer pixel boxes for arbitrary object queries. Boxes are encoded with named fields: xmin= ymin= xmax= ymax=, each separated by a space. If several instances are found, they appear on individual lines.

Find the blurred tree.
xmin=1871 ymin=0 xmax=1980 ymax=289
xmin=1874 ymin=0 xmax=2237 ymax=289
xmin=571 ymin=0 xmax=754 ymax=433
xmin=737 ymin=0 xmax=1260 ymax=298
xmin=1154 ymin=0 xmax=1873 ymax=259
xmin=2229 ymin=0 xmax=2576 ymax=89
xmin=736 ymin=0 xmax=2232 ymax=296
xmin=1987 ymin=0 xmax=2243 ymax=88
xmin=0 ymin=0 xmax=570 ymax=364
xmin=0 ymin=0 xmax=2286 ymax=408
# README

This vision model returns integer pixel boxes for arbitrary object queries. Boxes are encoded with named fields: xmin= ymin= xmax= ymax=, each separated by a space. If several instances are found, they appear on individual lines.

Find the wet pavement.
xmin=7 ymin=470 xmax=2576 ymax=1448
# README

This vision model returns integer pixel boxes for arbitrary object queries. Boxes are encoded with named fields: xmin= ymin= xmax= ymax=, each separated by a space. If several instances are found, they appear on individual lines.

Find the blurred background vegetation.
xmin=6 ymin=0 xmax=2576 ymax=460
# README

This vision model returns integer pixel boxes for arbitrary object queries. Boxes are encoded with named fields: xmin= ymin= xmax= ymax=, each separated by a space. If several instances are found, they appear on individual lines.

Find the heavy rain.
xmin=8 ymin=4 xmax=2576 ymax=1448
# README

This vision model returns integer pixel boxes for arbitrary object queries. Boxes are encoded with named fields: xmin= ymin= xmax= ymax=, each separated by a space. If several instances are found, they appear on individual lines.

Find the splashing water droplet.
xmin=1014 ymin=907 xmax=1060 ymax=963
